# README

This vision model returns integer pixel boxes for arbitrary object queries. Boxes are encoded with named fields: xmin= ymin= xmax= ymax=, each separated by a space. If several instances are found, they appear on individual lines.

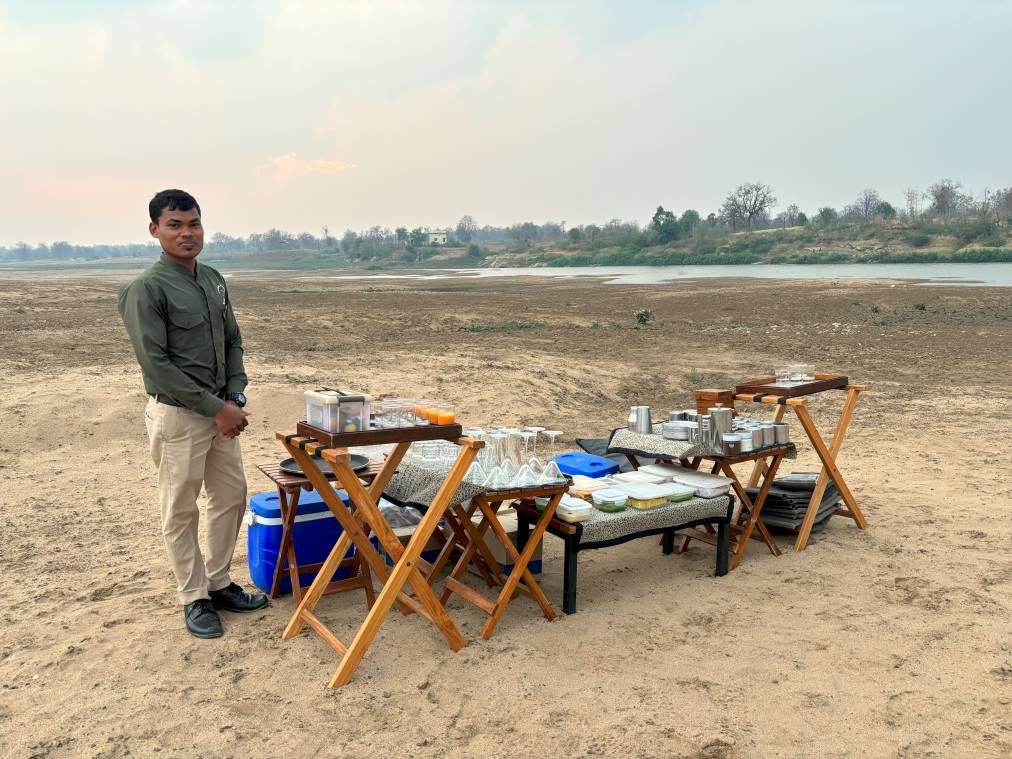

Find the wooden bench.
xmin=514 ymin=494 xmax=733 ymax=614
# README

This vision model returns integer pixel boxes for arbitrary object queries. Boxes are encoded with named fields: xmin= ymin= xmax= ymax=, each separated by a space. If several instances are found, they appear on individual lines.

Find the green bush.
xmin=903 ymin=231 xmax=931 ymax=248
xmin=954 ymin=219 xmax=998 ymax=246
xmin=950 ymin=248 xmax=1012 ymax=263
xmin=634 ymin=308 xmax=653 ymax=325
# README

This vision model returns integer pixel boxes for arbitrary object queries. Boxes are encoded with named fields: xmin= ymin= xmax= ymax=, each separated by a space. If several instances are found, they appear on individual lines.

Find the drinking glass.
xmin=504 ymin=430 xmax=523 ymax=467
xmin=542 ymin=430 xmax=562 ymax=460
xmin=436 ymin=404 xmax=456 ymax=425
xmin=485 ymin=432 xmax=507 ymax=469
xmin=519 ymin=430 xmax=536 ymax=462
xmin=774 ymin=367 xmax=790 ymax=385
xmin=414 ymin=399 xmax=432 ymax=426
xmin=524 ymin=426 xmax=546 ymax=459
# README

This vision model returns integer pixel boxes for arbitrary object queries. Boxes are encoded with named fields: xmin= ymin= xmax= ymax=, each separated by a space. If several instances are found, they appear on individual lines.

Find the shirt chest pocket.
xmin=167 ymin=309 xmax=207 ymax=352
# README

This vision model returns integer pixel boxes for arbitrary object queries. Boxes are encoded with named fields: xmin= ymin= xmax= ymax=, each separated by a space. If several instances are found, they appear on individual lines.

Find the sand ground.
xmin=1 ymin=270 xmax=1011 ymax=758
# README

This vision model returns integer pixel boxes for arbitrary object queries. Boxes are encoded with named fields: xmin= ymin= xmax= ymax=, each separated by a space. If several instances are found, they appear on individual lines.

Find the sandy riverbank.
xmin=1 ymin=272 xmax=1010 ymax=758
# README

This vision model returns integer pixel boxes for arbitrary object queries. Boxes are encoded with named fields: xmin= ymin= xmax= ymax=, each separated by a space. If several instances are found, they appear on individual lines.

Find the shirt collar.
xmin=159 ymin=252 xmax=200 ymax=278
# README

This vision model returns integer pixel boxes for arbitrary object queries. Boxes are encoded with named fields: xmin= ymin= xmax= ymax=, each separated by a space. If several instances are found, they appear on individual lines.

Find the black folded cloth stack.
xmin=745 ymin=472 xmax=841 ymax=533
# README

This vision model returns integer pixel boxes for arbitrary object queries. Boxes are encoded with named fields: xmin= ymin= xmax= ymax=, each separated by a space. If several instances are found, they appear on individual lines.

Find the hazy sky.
xmin=2 ymin=0 xmax=1011 ymax=246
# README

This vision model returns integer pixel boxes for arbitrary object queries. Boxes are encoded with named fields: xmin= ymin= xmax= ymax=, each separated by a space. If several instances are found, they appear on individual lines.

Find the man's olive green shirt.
xmin=117 ymin=254 xmax=247 ymax=417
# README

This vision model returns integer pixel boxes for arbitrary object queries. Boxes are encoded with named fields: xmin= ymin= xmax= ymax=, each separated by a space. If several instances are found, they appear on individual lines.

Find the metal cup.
xmin=774 ymin=423 xmax=790 ymax=444
xmin=637 ymin=406 xmax=654 ymax=434
xmin=710 ymin=406 xmax=734 ymax=436
xmin=761 ymin=424 xmax=775 ymax=447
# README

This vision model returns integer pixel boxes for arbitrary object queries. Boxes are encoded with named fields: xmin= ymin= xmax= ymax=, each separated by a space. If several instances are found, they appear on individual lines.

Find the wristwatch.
xmin=226 ymin=392 xmax=247 ymax=408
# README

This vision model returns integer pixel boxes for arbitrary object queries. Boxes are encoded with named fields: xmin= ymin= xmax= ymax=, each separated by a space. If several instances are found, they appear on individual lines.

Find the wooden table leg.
xmin=426 ymin=502 xmax=470 ymax=584
xmin=327 ymin=444 xmax=476 ymax=688
xmin=793 ymin=399 xmax=868 ymax=552
xmin=477 ymin=493 xmax=561 ymax=639
xmin=270 ymin=486 xmax=301 ymax=599
xmin=721 ymin=454 xmax=784 ymax=570
xmin=440 ymin=505 xmax=501 ymax=605
xmin=280 ymin=443 xmax=418 ymax=640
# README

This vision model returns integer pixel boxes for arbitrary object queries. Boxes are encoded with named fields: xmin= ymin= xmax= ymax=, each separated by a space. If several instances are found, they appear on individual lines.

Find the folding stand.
xmin=277 ymin=425 xmax=481 ymax=688
xmin=735 ymin=383 xmax=869 ymax=550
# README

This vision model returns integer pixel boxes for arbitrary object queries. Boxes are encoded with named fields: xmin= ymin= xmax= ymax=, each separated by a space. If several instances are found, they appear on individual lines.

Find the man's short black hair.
xmin=149 ymin=189 xmax=201 ymax=225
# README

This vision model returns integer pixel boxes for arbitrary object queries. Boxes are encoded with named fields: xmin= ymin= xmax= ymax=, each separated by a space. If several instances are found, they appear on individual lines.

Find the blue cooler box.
xmin=247 ymin=489 xmax=361 ymax=595
xmin=554 ymin=451 xmax=619 ymax=478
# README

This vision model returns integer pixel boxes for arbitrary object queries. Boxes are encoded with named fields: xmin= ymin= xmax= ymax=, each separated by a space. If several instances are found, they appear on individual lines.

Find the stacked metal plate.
xmin=744 ymin=472 xmax=841 ymax=533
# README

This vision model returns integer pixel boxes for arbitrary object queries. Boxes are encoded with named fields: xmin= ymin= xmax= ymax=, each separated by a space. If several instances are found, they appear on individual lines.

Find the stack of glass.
xmin=474 ymin=426 xmax=566 ymax=491
xmin=371 ymin=397 xmax=456 ymax=428
xmin=773 ymin=363 xmax=816 ymax=386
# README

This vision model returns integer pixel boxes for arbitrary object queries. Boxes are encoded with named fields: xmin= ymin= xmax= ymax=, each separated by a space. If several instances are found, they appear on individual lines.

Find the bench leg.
xmin=563 ymin=536 xmax=578 ymax=615
xmin=661 ymin=528 xmax=675 ymax=555
xmin=716 ymin=520 xmax=730 ymax=577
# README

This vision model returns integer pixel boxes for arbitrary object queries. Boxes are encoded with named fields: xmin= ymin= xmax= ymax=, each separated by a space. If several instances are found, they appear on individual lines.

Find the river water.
xmin=315 ymin=262 xmax=1012 ymax=287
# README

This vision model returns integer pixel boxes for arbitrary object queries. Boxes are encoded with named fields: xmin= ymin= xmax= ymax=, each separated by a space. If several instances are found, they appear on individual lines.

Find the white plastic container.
xmin=556 ymin=495 xmax=594 ymax=523
xmin=667 ymin=466 xmax=733 ymax=498
xmin=637 ymin=463 xmax=682 ymax=481
xmin=591 ymin=488 xmax=628 ymax=512
xmin=612 ymin=470 xmax=665 ymax=485
xmin=611 ymin=482 xmax=668 ymax=499
xmin=304 ymin=389 xmax=372 ymax=433
xmin=655 ymin=482 xmax=696 ymax=502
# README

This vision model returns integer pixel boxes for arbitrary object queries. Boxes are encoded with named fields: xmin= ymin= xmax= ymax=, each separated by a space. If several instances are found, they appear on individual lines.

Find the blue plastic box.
xmin=247 ymin=489 xmax=363 ymax=595
xmin=554 ymin=451 xmax=619 ymax=479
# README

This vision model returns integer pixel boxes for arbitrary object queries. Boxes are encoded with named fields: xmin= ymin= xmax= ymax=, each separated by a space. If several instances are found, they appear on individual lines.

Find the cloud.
xmin=267 ymin=152 xmax=357 ymax=182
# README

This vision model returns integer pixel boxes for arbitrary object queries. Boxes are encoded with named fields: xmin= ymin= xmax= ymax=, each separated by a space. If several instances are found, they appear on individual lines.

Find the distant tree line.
xmin=2 ymin=178 xmax=1010 ymax=263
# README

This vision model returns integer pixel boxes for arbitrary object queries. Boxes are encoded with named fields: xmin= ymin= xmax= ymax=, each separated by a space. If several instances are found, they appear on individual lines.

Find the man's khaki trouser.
xmin=144 ymin=397 xmax=247 ymax=605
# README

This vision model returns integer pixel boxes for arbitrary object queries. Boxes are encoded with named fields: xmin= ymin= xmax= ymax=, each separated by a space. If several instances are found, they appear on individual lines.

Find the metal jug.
xmin=631 ymin=406 xmax=653 ymax=434
xmin=710 ymin=405 xmax=733 ymax=435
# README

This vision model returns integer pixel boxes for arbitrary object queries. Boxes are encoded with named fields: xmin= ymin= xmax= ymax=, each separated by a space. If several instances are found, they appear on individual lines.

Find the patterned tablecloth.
xmin=382 ymin=457 xmax=487 ymax=508
xmin=606 ymin=426 xmax=797 ymax=462
xmin=576 ymin=495 xmax=733 ymax=545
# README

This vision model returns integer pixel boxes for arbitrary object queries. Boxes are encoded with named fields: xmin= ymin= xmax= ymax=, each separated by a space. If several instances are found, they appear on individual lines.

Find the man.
xmin=118 ymin=188 xmax=268 ymax=639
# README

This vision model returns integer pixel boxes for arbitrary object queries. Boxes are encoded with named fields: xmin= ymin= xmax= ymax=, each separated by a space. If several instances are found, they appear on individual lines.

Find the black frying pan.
xmin=279 ymin=453 xmax=370 ymax=476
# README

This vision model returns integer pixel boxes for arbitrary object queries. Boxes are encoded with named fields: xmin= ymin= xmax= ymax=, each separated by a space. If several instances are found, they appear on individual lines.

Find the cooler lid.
xmin=249 ymin=488 xmax=348 ymax=519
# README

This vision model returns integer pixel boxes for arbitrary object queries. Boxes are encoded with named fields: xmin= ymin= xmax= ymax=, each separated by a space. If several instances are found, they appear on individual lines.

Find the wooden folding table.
xmin=277 ymin=422 xmax=481 ymax=688
xmin=428 ymin=483 xmax=567 ymax=639
xmin=672 ymin=445 xmax=790 ymax=570
xmin=733 ymin=378 xmax=869 ymax=551
xmin=255 ymin=461 xmax=380 ymax=604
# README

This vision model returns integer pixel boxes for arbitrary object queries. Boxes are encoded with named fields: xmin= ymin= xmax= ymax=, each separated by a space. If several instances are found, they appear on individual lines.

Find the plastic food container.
xmin=656 ymin=482 xmax=695 ymax=502
xmin=612 ymin=470 xmax=665 ymax=485
xmin=304 ymin=389 xmax=372 ymax=433
xmin=556 ymin=496 xmax=594 ymax=523
xmin=591 ymin=488 xmax=628 ymax=512
xmin=614 ymin=483 xmax=670 ymax=510
xmin=637 ymin=463 xmax=681 ymax=481
xmin=667 ymin=467 xmax=733 ymax=498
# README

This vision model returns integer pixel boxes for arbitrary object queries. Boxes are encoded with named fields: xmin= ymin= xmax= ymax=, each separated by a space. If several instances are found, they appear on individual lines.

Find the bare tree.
xmin=455 ymin=215 xmax=477 ymax=243
xmin=903 ymin=188 xmax=921 ymax=220
xmin=926 ymin=179 xmax=965 ymax=218
xmin=987 ymin=187 xmax=1012 ymax=224
xmin=854 ymin=188 xmax=882 ymax=220
xmin=721 ymin=182 xmax=777 ymax=231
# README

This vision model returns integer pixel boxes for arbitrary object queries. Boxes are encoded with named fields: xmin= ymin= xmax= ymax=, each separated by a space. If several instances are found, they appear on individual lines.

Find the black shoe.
xmin=184 ymin=599 xmax=223 ymax=639
xmin=209 ymin=582 xmax=269 ymax=613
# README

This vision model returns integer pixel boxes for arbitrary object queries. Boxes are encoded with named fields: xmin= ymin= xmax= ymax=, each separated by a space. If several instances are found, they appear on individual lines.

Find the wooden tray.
xmin=296 ymin=421 xmax=464 ymax=449
xmin=734 ymin=373 xmax=848 ymax=398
